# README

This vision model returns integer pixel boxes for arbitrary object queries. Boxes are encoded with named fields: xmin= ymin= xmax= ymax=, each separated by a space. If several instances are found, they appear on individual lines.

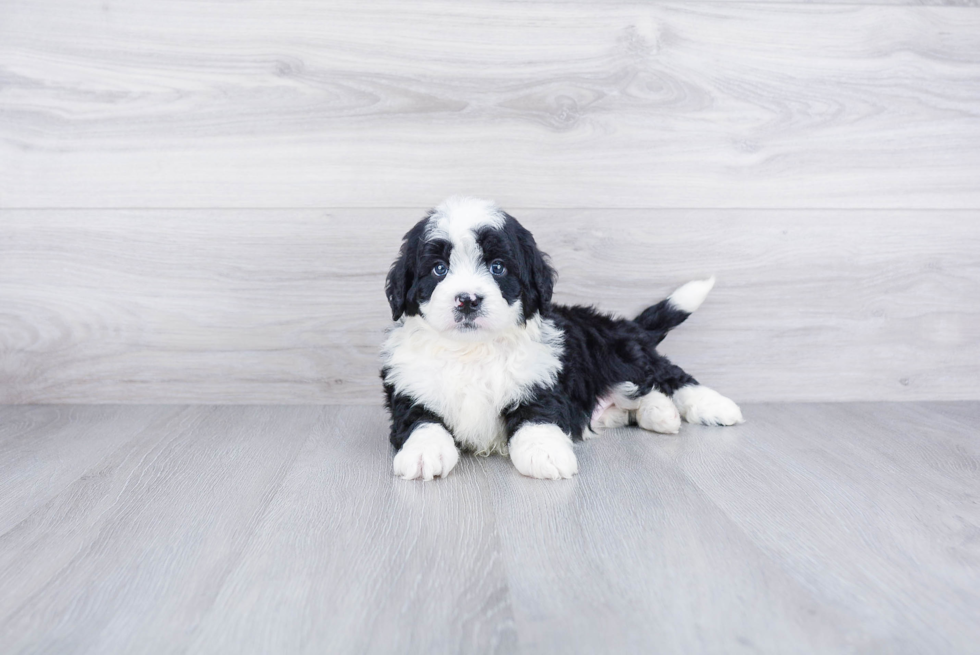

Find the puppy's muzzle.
xmin=454 ymin=293 xmax=483 ymax=320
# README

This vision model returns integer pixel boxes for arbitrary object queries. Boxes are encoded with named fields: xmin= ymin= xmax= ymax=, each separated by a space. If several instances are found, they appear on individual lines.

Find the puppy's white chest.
xmin=382 ymin=317 xmax=564 ymax=455
xmin=420 ymin=352 xmax=516 ymax=454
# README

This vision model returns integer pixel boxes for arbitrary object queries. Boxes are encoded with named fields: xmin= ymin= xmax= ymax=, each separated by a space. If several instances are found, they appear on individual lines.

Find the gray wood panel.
xmin=2 ymin=2 xmax=979 ymax=209
xmin=0 ymin=405 xmax=314 ymax=653
xmin=188 ymin=405 xmax=516 ymax=655
xmin=665 ymin=402 xmax=980 ymax=653
xmin=480 ymin=428 xmax=862 ymax=654
xmin=2 ymin=209 xmax=977 ymax=404
xmin=536 ymin=0 xmax=980 ymax=4
xmin=0 ymin=405 xmax=183 ymax=534
xmin=1 ymin=403 xmax=978 ymax=653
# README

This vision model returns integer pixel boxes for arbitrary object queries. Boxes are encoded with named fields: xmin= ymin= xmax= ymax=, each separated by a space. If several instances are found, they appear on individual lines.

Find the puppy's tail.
xmin=634 ymin=277 xmax=715 ymax=346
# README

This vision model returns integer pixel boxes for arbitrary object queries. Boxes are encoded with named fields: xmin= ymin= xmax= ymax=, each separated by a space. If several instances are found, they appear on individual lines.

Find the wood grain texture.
xmin=664 ymin=402 xmax=980 ymax=653
xmin=2 ymin=209 xmax=977 ymax=404
xmin=530 ymin=0 xmax=980 ymax=4
xmin=188 ymin=405 xmax=516 ymax=655
xmin=2 ymin=2 xmax=979 ymax=208
xmin=0 ymin=405 xmax=314 ymax=653
xmin=0 ymin=405 xmax=183 ymax=534
xmin=1 ymin=403 xmax=978 ymax=653
xmin=480 ymin=428 xmax=861 ymax=654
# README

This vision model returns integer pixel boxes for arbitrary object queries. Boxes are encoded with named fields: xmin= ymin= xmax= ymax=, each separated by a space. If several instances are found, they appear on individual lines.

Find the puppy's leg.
xmin=385 ymin=384 xmax=459 ymax=480
xmin=642 ymin=356 xmax=743 ymax=427
xmin=392 ymin=423 xmax=459 ymax=481
xmin=672 ymin=385 xmax=744 ymax=426
xmin=589 ymin=389 xmax=631 ymax=432
xmin=635 ymin=389 xmax=681 ymax=434
xmin=591 ymin=405 xmax=631 ymax=431
xmin=589 ymin=381 xmax=650 ymax=434
xmin=508 ymin=423 xmax=578 ymax=480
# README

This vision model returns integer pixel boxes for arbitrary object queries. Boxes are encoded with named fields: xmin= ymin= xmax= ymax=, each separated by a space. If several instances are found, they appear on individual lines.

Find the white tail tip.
xmin=668 ymin=276 xmax=715 ymax=314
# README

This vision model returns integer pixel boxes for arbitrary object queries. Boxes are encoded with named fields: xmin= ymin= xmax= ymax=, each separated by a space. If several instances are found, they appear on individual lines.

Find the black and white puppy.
xmin=381 ymin=197 xmax=742 ymax=481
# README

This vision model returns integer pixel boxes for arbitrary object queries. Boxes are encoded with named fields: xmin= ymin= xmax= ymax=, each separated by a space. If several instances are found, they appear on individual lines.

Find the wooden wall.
xmin=1 ymin=1 xmax=978 ymax=403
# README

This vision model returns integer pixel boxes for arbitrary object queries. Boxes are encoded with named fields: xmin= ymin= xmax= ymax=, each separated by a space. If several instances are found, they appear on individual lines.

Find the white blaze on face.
xmin=418 ymin=197 xmax=522 ymax=337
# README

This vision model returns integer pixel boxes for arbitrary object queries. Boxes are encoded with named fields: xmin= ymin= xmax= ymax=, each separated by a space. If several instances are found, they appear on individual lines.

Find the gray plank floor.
xmin=1 ymin=404 xmax=978 ymax=654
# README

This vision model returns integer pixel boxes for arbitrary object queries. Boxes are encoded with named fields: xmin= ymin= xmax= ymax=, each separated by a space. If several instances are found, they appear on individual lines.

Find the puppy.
xmin=381 ymin=197 xmax=742 ymax=481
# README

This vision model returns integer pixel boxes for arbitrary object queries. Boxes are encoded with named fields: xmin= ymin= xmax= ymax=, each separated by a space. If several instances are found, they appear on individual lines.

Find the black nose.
xmin=455 ymin=293 xmax=483 ymax=315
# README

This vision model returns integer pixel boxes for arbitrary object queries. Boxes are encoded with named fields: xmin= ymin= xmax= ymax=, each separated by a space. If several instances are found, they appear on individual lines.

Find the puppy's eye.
xmin=489 ymin=260 xmax=506 ymax=277
xmin=432 ymin=262 xmax=448 ymax=277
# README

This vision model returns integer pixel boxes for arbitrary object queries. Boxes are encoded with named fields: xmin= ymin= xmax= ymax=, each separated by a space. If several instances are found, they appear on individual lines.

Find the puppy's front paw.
xmin=636 ymin=389 xmax=681 ymax=434
xmin=393 ymin=423 xmax=459 ymax=481
xmin=672 ymin=385 xmax=744 ymax=426
xmin=509 ymin=424 xmax=578 ymax=480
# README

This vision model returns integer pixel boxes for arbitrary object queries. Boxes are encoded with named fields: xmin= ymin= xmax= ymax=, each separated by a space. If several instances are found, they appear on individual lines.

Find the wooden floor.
xmin=2 ymin=403 xmax=978 ymax=654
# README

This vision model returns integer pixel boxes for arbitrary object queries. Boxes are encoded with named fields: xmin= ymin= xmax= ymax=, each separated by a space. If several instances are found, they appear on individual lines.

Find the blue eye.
xmin=489 ymin=260 xmax=506 ymax=276
xmin=432 ymin=262 xmax=448 ymax=277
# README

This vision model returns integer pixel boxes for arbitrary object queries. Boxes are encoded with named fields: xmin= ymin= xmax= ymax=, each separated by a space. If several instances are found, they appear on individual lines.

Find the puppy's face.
xmin=386 ymin=197 xmax=555 ymax=339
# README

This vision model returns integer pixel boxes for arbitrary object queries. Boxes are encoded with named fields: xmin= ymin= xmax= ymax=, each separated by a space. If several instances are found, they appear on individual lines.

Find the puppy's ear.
xmin=509 ymin=215 xmax=557 ymax=318
xmin=385 ymin=252 xmax=410 ymax=321
xmin=385 ymin=217 xmax=428 ymax=321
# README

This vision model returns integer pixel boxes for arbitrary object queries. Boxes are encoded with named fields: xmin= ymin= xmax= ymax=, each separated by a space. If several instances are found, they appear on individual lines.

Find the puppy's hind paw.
xmin=509 ymin=423 xmax=578 ymax=480
xmin=636 ymin=389 xmax=681 ymax=434
xmin=672 ymin=385 xmax=744 ymax=426
xmin=590 ymin=405 xmax=631 ymax=431
xmin=393 ymin=423 xmax=459 ymax=481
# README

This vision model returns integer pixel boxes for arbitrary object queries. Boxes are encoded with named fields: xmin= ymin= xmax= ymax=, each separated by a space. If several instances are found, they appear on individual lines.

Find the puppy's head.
xmin=385 ymin=197 xmax=555 ymax=338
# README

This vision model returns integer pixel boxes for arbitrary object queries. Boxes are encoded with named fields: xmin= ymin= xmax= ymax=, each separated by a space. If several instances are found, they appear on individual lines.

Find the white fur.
xmin=392 ymin=423 xmax=460 ymax=481
xmin=420 ymin=255 xmax=519 ymax=336
xmin=636 ymin=389 xmax=681 ymax=434
xmin=589 ymin=383 xmax=682 ymax=435
xmin=381 ymin=314 xmax=564 ymax=456
xmin=672 ymin=384 xmax=744 ymax=426
xmin=589 ymin=381 xmax=640 ymax=432
xmin=668 ymin=276 xmax=715 ymax=314
xmin=509 ymin=423 xmax=578 ymax=480
xmin=590 ymin=405 xmax=631 ymax=431
xmin=419 ymin=197 xmax=518 ymax=336
xmin=425 ymin=196 xmax=506 ymax=242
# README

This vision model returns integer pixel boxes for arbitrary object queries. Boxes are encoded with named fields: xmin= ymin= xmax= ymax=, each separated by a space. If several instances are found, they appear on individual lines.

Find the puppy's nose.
xmin=455 ymin=293 xmax=483 ymax=315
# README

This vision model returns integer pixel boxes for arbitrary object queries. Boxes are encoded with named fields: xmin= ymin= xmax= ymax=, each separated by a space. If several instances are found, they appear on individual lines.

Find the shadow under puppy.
xmin=381 ymin=197 xmax=743 ymax=481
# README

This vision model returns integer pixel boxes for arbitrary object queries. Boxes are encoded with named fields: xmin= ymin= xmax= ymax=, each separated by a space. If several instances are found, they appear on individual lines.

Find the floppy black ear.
xmin=385 ymin=217 xmax=428 ymax=321
xmin=509 ymin=215 xmax=557 ymax=318
xmin=385 ymin=252 xmax=410 ymax=321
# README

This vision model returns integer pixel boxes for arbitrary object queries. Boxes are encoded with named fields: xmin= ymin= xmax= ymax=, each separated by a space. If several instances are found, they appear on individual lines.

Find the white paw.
xmin=589 ymin=382 xmax=641 ymax=433
xmin=672 ymin=385 xmax=744 ymax=426
xmin=590 ymin=405 xmax=631 ymax=431
xmin=392 ymin=423 xmax=459 ymax=481
xmin=636 ymin=389 xmax=681 ymax=434
xmin=509 ymin=423 xmax=578 ymax=480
